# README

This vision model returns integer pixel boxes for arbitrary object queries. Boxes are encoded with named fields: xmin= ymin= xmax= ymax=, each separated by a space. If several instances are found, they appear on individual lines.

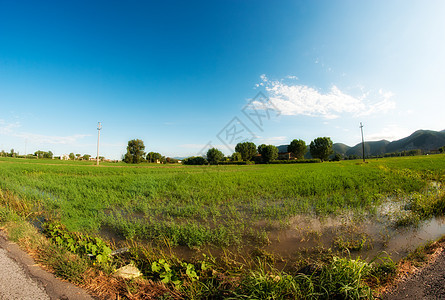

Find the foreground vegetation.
xmin=1 ymin=154 xmax=445 ymax=298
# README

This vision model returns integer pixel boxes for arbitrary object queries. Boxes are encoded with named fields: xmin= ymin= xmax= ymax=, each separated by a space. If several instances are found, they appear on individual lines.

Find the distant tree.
xmin=183 ymin=156 xmax=208 ymax=165
xmin=166 ymin=157 xmax=179 ymax=163
xmin=235 ymin=142 xmax=257 ymax=161
xmin=43 ymin=151 xmax=53 ymax=159
xmin=75 ymin=154 xmax=81 ymax=160
xmin=83 ymin=154 xmax=91 ymax=160
xmin=206 ymin=148 xmax=224 ymax=164
xmin=231 ymin=152 xmax=243 ymax=162
xmin=331 ymin=153 xmax=342 ymax=161
xmin=310 ymin=137 xmax=333 ymax=161
xmin=10 ymin=149 xmax=15 ymax=157
xmin=0 ymin=150 xmax=6 ymax=157
xmin=258 ymin=144 xmax=278 ymax=163
xmin=124 ymin=139 xmax=146 ymax=164
xmin=69 ymin=153 xmax=75 ymax=160
xmin=439 ymin=146 xmax=445 ymax=153
xmin=257 ymin=144 xmax=267 ymax=156
xmin=288 ymin=139 xmax=307 ymax=159
xmin=146 ymin=152 xmax=162 ymax=163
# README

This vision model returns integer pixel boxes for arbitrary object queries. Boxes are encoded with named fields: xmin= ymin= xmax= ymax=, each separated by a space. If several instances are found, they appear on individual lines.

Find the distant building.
xmin=60 ymin=154 xmax=70 ymax=160
xmin=278 ymin=152 xmax=296 ymax=160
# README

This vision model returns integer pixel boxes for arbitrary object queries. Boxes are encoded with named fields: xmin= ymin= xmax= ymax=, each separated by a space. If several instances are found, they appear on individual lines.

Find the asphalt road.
xmin=0 ymin=248 xmax=49 ymax=299
xmin=0 ymin=232 xmax=93 ymax=300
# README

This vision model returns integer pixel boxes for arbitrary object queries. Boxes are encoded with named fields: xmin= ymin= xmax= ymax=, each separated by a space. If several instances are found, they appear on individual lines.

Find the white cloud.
xmin=366 ymin=125 xmax=411 ymax=141
xmin=253 ymin=75 xmax=396 ymax=119
xmin=257 ymin=136 xmax=287 ymax=144
xmin=0 ymin=120 xmax=91 ymax=145
xmin=0 ymin=120 xmax=21 ymax=135
xmin=15 ymin=133 xmax=91 ymax=145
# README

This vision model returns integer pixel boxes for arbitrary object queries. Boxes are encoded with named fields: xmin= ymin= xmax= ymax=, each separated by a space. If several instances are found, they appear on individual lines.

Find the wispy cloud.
xmin=253 ymin=75 xmax=396 ymax=119
xmin=257 ymin=136 xmax=287 ymax=144
xmin=366 ymin=125 xmax=411 ymax=141
xmin=15 ymin=132 xmax=91 ymax=145
xmin=0 ymin=120 xmax=91 ymax=145
xmin=0 ymin=120 xmax=21 ymax=135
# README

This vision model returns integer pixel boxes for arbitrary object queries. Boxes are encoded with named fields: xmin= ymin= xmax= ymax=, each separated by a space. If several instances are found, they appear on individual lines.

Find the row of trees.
xmin=182 ymin=137 xmax=334 ymax=165
xmin=67 ymin=153 xmax=95 ymax=160
xmin=0 ymin=149 xmax=18 ymax=157
xmin=123 ymin=139 xmax=178 ymax=164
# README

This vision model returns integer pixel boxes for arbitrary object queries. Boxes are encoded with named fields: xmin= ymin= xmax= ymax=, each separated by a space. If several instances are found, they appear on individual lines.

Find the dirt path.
xmin=383 ymin=246 xmax=445 ymax=299
xmin=0 ymin=232 xmax=93 ymax=300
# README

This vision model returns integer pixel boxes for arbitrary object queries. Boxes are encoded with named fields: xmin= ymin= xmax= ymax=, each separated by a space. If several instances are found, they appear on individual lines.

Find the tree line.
xmin=122 ymin=137 xmax=335 ymax=164
xmin=122 ymin=139 xmax=179 ymax=164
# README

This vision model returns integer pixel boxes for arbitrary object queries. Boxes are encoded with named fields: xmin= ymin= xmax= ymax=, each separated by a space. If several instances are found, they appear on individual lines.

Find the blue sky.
xmin=1 ymin=0 xmax=444 ymax=159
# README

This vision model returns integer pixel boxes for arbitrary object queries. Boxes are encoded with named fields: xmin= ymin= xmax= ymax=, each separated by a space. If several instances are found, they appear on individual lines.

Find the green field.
xmin=1 ymin=155 xmax=445 ymax=298
xmin=1 ymin=155 xmax=444 ymax=249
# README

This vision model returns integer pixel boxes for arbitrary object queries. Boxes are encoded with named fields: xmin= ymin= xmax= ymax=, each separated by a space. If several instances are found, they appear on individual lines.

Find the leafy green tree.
xmin=83 ymin=154 xmax=91 ymax=160
xmin=288 ymin=139 xmax=307 ymax=159
xmin=231 ymin=152 xmax=242 ymax=162
xmin=146 ymin=152 xmax=162 ymax=163
xmin=69 ymin=153 xmax=75 ymax=160
xmin=439 ymin=146 xmax=445 ymax=153
xmin=206 ymin=148 xmax=224 ymax=164
xmin=331 ymin=153 xmax=342 ymax=161
xmin=257 ymin=144 xmax=267 ymax=156
xmin=43 ymin=151 xmax=53 ymax=159
xmin=183 ymin=156 xmax=207 ymax=165
xmin=235 ymin=142 xmax=257 ymax=161
xmin=310 ymin=137 xmax=333 ymax=161
xmin=258 ymin=144 xmax=278 ymax=163
xmin=75 ymin=154 xmax=81 ymax=160
xmin=124 ymin=139 xmax=146 ymax=164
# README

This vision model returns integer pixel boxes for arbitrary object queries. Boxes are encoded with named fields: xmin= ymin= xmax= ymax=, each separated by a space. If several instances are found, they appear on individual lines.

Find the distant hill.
xmin=345 ymin=140 xmax=390 ymax=157
xmin=274 ymin=129 xmax=445 ymax=158
xmin=333 ymin=143 xmax=351 ymax=155
xmin=277 ymin=145 xmax=289 ymax=153
xmin=385 ymin=130 xmax=445 ymax=153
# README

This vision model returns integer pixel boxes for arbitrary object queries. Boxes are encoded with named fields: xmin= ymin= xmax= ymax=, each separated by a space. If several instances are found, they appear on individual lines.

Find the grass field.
xmin=1 ymin=155 xmax=444 ymax=248
xmin=1 ymin=155 xmax=445 ymax=298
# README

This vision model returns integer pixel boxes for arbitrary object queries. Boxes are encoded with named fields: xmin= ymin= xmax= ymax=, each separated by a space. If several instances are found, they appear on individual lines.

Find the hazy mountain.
xmin=277 ymin=145 xmax=289 ymax=153
xmin=274 ymin=129 xmax=445 ymax=158
xmin=385 ymin=130 xmax=445 ymax=153
xmin=345 ymin=140 xmax=390 ymax=157
xmin=333 ymin=143 xmax=351 ymax=155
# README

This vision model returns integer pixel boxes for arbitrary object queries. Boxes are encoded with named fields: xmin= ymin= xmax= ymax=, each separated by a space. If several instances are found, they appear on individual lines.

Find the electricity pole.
xmin=360 ymin=122 xmax=365 ymax=162
xmin=96 ymin=122 xmax=102 ymax=166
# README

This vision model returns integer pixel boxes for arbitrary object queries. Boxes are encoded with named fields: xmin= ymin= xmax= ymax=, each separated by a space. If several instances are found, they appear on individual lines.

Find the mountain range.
xmin=277 ymin=129 xmax=445 ymax=157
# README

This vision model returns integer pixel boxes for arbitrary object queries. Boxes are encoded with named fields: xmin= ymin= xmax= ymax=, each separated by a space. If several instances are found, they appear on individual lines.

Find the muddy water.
xmin=263 ymin=213 xmax=445 ymax=262
xmin=99 ymin=195 xmax=445 ymax=264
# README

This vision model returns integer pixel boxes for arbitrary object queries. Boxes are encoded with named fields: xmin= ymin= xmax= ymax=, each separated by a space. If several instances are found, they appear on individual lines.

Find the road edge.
xmin=0 ymin=230 xmax=94 ymax=300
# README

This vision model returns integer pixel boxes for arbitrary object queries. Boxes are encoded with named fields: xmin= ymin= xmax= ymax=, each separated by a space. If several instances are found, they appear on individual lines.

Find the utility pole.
xmin=96 ymin=122 xmax=102 ymax=166
xmin=360 ymin=122 xmax=365 ymax=162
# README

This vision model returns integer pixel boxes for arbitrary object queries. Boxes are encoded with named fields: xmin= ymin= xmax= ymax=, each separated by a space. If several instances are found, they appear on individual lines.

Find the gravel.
xmin=383 ymin=249 xmax=445 ymax=299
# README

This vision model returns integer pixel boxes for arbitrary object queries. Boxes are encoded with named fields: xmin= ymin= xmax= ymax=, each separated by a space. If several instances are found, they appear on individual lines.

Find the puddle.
xmin=98 ymin=191 xmax=445 ymax=265
xmin=263 ymin=212 xmax=445 ymax=262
